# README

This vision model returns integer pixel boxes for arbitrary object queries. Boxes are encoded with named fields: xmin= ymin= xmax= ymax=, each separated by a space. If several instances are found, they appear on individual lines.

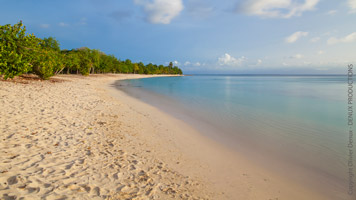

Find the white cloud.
xmin=59 ymin=22 xmax=69 ymax=27
xmin=218 ymin=53 xmax=246 ymax=66
xmin=349 ymin=0 xmax=356 ymax=13
xmin=291 ymin=54 xmax=303 ymax=59
xmin=134 ymin=0 xmax=183 ymax=24
xmin=173 ymin=60 xmax=180 ymax=65
xmin=257 ymin=59 xmax=262 ymax=65
xmin=310 ymin=37 xmax=320 ymax=42
xmin=326 ymin=10 xmax=337 ymax=15
xmin=193 ymin=62 xmax=201 ymax=66
xmin=40 ymin=24 xmax=50 ymax=28
xmin=285 ymin=31 xmax=309 ymax=43
xmin=327 ymin=32 xmax=356 ymax=45
xmin=237 ymin=0 xmax=319 ymax=18
xmin=317 ymin=50 xmax=324 ymax=55
xmin=184 ymin=61 xmax=202 ymax=67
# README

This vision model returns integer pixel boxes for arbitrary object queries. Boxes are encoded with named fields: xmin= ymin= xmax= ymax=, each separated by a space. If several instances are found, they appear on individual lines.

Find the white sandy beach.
xmin=0 ymin=74 xmax=329 ymax=199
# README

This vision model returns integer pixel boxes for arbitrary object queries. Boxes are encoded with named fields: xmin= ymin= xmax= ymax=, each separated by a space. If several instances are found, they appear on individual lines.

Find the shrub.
xmin=31 ymin=50 xmax=57 ymax=80
xmin=0 ymin=21 xmax=35 ymax=79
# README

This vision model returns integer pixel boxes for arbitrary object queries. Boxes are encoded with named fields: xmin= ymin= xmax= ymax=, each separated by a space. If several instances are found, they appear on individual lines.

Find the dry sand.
xmin=0 ymin=74 xmax=329 ymax=199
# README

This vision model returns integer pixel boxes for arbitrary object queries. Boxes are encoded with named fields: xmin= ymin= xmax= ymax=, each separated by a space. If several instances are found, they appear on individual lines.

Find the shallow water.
xmin=116 ymin=75 xmax=355 ymax=199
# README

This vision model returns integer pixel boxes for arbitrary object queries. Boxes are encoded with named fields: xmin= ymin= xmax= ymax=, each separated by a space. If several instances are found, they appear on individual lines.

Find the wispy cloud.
xmin=59 ymin=22 xmax=69 ymax=27
xmin=349 ymin=0 xmax=356 ymax=13
xmin=173 ymin=60 xmax=180 ymax=65
xmin=327 ymin=32 xmax=356 ymax=45
xmin=134 ymin=0 xmax=183 ymax=24
xmin=310 ymin=37 xmax=320 ymax=42
xmin=285 ymin=31 xmax=309 ymax=43
xmin=184 ymin=61 xmax=202 ymax=67
xmin=80 ymin=17 xmax=87 ymax=25
xmin=186 ymin=0 xmax=214 ymax=19
xmin=290 ymin=54 xmax=303 ymax=59
xmin=236 ymin=0 xmax=319 ymax=18
xmin=317 ymin=50 xmax=324 ymax=55
xmin=326 ymin=10 xmax=337 ymax=15
xmin=40 ymin=24 xmax=50 ymax=28
xmin=218 ymin=53 xmax=246 ymax=66
xmin=194 ymin=62 xmax=201 ymax=66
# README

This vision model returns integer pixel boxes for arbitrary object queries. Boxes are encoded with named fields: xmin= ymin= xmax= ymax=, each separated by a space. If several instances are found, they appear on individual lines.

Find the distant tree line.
xmin=0 ymin=21 xmax=183 ymax=80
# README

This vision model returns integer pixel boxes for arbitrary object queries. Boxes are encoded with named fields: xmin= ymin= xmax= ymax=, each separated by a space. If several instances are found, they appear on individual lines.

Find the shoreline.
xmin=0 ymin=74 xmax=330 ymax=199
xmin=106 ymin=75 xmax=331 ymax=200
xmin=116 ymin=76 xmax=347 ymax=200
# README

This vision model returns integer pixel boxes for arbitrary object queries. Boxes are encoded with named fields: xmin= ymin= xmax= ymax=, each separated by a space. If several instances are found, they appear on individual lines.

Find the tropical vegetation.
xmin=0 ymin=21 xmax=183 ymax=80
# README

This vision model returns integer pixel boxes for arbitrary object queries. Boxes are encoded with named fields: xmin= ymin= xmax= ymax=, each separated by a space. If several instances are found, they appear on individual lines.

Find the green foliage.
xmin=0 ymin=21 xmax=37 ymax=79
xmin=41 ymin=37 xmax=60 ymax=52
xmin=133 ymin=63 xmax=139 ymax=74
xmin=90 ymin=49 xmax=101 ymax=74
xmin=31 ymin=49 xmax=57 ymax=80
xmin=76 ymin=49 xmax=91 ymax=76
xmin=62 ymin=50 xmax=81 ymax=74
xmin=0 ymin=21 xmax=183 ymax=80
xmin=53 ymin=51 xmax=66 ymax=74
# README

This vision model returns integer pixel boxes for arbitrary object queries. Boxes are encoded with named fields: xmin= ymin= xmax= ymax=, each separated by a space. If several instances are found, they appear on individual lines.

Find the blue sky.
xmin=1 ymin=0 xmax=355 ymax=74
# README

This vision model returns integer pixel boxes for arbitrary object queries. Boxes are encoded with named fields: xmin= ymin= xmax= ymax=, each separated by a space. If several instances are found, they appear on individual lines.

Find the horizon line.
xmin=184 ymin=73 xmax=347 ymax=76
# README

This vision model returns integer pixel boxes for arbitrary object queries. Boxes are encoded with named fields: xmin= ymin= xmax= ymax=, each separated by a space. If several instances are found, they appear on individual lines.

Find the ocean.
xmin=116 ymin=75 xmax=354 ymax=199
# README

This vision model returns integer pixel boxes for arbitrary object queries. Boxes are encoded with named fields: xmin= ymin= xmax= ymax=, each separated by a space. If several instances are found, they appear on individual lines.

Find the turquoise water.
xmin=117 ymin=75 xmax=354 ymax=199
